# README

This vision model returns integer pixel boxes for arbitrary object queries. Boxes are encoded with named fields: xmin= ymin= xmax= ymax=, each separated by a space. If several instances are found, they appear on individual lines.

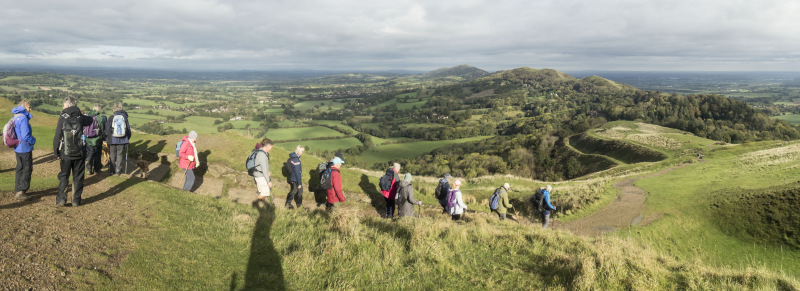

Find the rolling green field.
xmin=265 ymin=126 xmax=346 ymax=141
xmin=275 ymin=137 xmax=362 ymax=152
xmin=775 ymin=114 xmax=800 ymax=125
xmin=357 ymin=136 xmax=493 ymax=166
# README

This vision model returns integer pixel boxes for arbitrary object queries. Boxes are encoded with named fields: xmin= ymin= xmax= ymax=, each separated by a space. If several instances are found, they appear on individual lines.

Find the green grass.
xmin=275 ymin=137 xmax=362 ymax=152
xmin=265 ymin=126 xmax=346 ymax=141
xmin=623 ymin=141 xmax=800 ymax=275
xmin=775 ymin=114 xmax=800 ymax=126
xmin=357 ymin=136 xmax=493 ymax=166
xmin=293 ymin=100 xmax=346 ymax=111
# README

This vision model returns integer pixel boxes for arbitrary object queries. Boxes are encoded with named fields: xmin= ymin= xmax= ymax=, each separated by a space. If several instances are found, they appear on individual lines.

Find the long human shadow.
xmin=358 ymin=174 xmax=385 ymax=216
xmin=242 ymin=200 xmax=285 ymax=290
xmin=0 ymin=151 xmax=57 ymax=174
xmin=0 ymin=170 xmax=108 ymax=210
xmin=190 ymin=150 xmax=210 ymax=192
xmin=81 ymin=175 xmax=145 ymax=205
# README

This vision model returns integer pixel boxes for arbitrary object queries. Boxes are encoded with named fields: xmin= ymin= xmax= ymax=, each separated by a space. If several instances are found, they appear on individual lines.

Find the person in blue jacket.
xmin=105 ymin=103 xmax=131 ymax=175
xmin=285 ymin=145 xmax=305 ymax=209
xmin=11 ymin=100 xmax=36 ymax=200
xmin=541 ymin=185 xmax=557 ymax=229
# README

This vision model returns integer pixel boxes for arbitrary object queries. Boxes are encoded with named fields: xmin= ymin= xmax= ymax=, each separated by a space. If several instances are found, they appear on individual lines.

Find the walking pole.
xmin=417 ymin=204 xmax=421 ymax=218
xmin=124 ymin=144 xmax=128 ymax=175
xmin=180 ymin=168 xmax=188 ymax=187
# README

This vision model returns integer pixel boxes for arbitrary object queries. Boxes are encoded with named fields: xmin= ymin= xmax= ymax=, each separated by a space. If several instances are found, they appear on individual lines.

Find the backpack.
xmin=378 ymin=169 xmax=394 ymax=191
xmin=533 ymin=189 xmax=545 ymax=212
xmin=2 ymin=114 xmax=21 ymax=148
xmin=174 ymin=140 xmax=184 ymax=158
xmin=319 ymin=162 xmax=333 ymax=190
xmin=489 ymin=188 xmax=502 ymax=211
xmin=245 ymin=149 xmax=263 ymax=176
xmin=285 ymin=157 xmax=294 ymax=175
xmin=111 ymin=114 xmax=126 ymax=137
xmin=83 ymin=115 xmax=100 ymax=138
xmin=61 ymin=115 xmax=85 ymax=158
xmin=446 ymin=189 xmax=458 ymax=212
xmin=434 ymin=180 xmax=449 ymax=200
xmin=395 ymin=184 xmax=407 ymax=206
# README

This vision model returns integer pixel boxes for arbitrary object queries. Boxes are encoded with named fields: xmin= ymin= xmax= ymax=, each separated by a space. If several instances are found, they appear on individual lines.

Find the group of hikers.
xmin=6 ymin=96 xmax=557 ymax=227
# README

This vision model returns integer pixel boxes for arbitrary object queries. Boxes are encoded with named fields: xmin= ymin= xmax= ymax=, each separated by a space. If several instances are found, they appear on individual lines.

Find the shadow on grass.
xmin=82 ymin=175 xmax=145 ymax=205
xmin=243 ymin=200 xmax=286 ymax=290
xmin=362 ymin=218 xmax=412 ymax=252
xmin=358 ymin=174 xmax=385 ymax=216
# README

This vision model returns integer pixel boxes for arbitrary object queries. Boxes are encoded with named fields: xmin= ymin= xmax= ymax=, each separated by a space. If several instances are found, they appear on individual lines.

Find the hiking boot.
xmin=56 ymin=200 xmax=66 ymax=206
xmin=285 ymin=204 xmax=294 ymax=209
xmin=14 ymin=191 xmax=30 ymax=200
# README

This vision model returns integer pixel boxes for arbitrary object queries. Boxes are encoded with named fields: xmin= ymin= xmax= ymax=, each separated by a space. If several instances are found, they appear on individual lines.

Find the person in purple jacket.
xmin=11 ymin=100 xmax=36 ymax=200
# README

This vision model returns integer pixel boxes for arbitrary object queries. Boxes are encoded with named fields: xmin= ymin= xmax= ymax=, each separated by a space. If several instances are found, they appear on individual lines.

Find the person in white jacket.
xmin=448 ymin=179 xmax=468 ymax=220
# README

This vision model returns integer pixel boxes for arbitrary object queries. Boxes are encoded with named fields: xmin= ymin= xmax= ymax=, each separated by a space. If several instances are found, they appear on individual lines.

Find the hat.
xmin=331 ymin=157 xmax=345 ymax=165
xmin=443 ymin=173 xmax=452 ymax=179
xmin=404 ymin=173 xmax=412 ymax=182
xmin=188 ymin=131 xmax=198 ymax=140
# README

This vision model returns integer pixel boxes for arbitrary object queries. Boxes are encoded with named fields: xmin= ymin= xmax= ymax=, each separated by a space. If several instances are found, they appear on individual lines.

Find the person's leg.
xmin=111 ymin=145 xmax=123 ymax=174
xmin=295 ymin=185 xmax=303 ymax=206
xmin=57 ymin=159 xmax=71 ymax=205
xmin=542 ymin=213 xmax=550 ymax=229
xmin=286 ymin=181 xmax=298 ymax=208
xmin=452 ymin=214 xmax=461 ymax=221
xmin=389 ymin=199 xmax=396 ymax=218
xmin=183 ymin=169 xmax=195 ymax=191
xmin=95 ymin=142 xmax=105 ymax=172
xmin=254 ymin=177 xmax=270 ymax=199
xmin=86 ymin=145 xmax=97 ymax=174
xmin=72 ymin=158 xmax=86 ymax=206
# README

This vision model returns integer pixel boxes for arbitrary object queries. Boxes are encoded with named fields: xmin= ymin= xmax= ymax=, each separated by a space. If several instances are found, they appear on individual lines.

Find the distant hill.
xmin=489 ymin=67 xmax=576 ymax=82
xmin=418 ymin=64 xmax=489 ymax=81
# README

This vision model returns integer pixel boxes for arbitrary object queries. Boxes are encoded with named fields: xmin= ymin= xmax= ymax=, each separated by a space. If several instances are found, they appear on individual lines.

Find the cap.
xmin=331 ymin=157 xmax=345 ymax=165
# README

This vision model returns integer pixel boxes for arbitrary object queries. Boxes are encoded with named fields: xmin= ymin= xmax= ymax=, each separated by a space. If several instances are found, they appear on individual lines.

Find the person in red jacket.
xmin=178 ymin=131 xmax=199 ymax=191
xmin=325 ymin=157 xmax=345 ymax=212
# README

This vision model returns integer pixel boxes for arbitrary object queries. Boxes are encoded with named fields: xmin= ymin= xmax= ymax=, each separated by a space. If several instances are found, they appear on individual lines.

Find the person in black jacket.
xmin=285 ymin=145 xmax=305 ymax=209
xmin=52 ymin=96 xmax=93 ymax=206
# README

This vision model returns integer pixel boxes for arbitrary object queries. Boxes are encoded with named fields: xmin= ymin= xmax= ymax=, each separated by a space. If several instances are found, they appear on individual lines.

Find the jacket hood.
xmin=112 ymin=110 xmax=128 ymax=117
xmin=398 ymin=180 xmax=411 ymax=187
xmin=61 ymin=106 xmax=82 ymax=118
xmin=289 ymin=152 xmax=300 ymax=159
xmin=11 ymin=106 xmax=32 ymax=119
xmin=182 ymin=135 xmax=191 ymax=142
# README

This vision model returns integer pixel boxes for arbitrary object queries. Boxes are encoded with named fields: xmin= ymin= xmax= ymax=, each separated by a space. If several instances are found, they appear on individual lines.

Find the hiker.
xmin=495 ymin=183 xmax=513 ymax=220
xmin=325 ymin=157 xmax=345 ymax=212
xmin=540 ymin=185 xmax=557 ymax=229
xmin=448 ymin=179 xmax=467 ymax=221
xmin=285 ymin=145 xmax=304 ymax=209
xmin=105 ymin=103 xmax=131 ymax=176
xmin=380 ymin=162 xmax=402 ymax=218
xmin=436 ymin=173 xmax=452 ymax=213
xmin=10 ymin=100 xmax=36 ymax=200
xmin=178 ymin=131 xmax=200 ymax=192
xmin=252 ymin=138 xmax=273 ymax=201
xmin=84 ymin=104 xmax=107 ymax=175
xmin=53 ymin=96 xmax=93 ymax=206
xmin=396 ymin=173 xmax=421 ymax=217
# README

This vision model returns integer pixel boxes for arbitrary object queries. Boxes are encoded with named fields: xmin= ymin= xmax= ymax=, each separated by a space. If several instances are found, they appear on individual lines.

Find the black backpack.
xmin=319 ymin=162 xmax=333 ymax=190
xmin=285 ymin=157 xmax=294 ymax=175
xmin=61 ymin=115 xmax=85 ymax=158
xmin=378 ymin=169 xmax=394 ymax=191
xmin=434 ymin=180 xmax=449 ymax=200
xmin=533 ymin=189 xmax=545 ymax=212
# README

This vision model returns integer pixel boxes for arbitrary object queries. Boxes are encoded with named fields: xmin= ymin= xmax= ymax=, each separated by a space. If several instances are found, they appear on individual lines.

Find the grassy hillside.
xmin=2 ymin=98 xmax=800 ymax=289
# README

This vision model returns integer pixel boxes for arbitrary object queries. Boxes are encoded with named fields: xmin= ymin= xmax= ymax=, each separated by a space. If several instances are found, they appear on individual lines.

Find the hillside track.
xmin=555 ymin=164 xmax=687 ymax=236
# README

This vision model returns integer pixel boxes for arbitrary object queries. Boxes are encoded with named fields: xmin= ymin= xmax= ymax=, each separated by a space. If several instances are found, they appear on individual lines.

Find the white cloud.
xmin=1 ymin=0 xmax=799 ymax=71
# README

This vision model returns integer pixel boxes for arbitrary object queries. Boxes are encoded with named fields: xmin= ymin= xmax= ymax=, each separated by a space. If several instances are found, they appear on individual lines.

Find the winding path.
xmin=555 ymin=165 xmax=684 ymax=236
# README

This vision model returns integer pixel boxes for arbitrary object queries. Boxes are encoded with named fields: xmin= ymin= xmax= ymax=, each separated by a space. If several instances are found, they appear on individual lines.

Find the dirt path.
xmin=554 ymin=165 xmax=684 ymax=236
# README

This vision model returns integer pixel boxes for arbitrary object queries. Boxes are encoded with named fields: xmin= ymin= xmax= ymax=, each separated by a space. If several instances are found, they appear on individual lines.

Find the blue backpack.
xmin=174 ymin=141 xmax=184 ymax=158
xmin=489 ymin=188 xmax=501 ymax=211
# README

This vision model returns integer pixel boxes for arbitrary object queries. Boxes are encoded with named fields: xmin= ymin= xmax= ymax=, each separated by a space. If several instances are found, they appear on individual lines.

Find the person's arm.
xmin=456 ymin=191 xmax=467 ymax=210
xmin=17 ymin=116 xmax=35 ymax=146
xmin=53 ymin=115 xmax=64 ymax=157
xmin=407 ymin=187 xmax=420 ymax=205
xmin=291 ymin=158 xmax=302 ymax=186
xmin=544 ymin=192 xmax=556 ymax=210
xmin=125 ymin=117 xmax=131 ymax=139
xmin=501 ymin=192 xmax=512 ymax=209
xmin=333 ymin=170 xmax=345 ymax=202
xmin=81 ymin=115 xmax=93 ymax=126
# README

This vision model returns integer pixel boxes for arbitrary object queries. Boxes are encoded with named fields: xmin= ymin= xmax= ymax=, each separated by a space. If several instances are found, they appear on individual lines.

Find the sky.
xmin=1 ymin=0 xmax=799 ymax=72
